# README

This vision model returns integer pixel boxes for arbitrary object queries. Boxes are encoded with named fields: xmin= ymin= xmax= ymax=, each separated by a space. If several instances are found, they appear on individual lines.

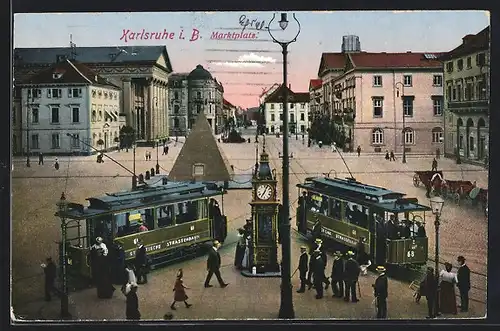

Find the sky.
xmin=14 ymin=11 xmax=489 ymax=109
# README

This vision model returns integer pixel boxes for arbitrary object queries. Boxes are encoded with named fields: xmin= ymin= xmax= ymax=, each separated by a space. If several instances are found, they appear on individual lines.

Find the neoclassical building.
xmin=440 ymin=26 xmax=489 ymax=164
xmin=168 ymin=65 xmax=224 ymax=136
xmin=13 ymin=46 xmax=172 ymax=152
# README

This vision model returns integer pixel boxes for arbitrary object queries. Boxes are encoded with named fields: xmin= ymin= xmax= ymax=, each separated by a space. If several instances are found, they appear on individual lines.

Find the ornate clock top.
xmin=256 ymin=139 xmax=273 ymax=180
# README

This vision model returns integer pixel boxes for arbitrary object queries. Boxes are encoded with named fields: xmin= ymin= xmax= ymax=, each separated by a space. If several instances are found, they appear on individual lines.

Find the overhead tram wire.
xmin=65 ymin=133 xmax=147 ymax=187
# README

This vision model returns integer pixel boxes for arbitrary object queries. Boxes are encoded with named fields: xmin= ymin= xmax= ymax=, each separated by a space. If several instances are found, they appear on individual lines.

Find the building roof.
xmin=263 ymin=84 xmax=310 ymax=103
xmin=168 ymin=112 xmax=233 ymax=182
xmin=14 ymin=46 xmax=173 ymax=72
xmin=317 ymin=53 xmax=346 ymax=76
xmin=188 ymin=64 xmax=213 ymax=80
xmin=349 ymin=52 xmax=444 ymax=69
xmin=439 ymin=26 xmax=489 ymax=61
xmin=19 ymin=59 xmax=120 ymax=88
xmin=223 ymin=98 xmax=234 ymax=108
xmin=309 ymin=79 xmax=322 ymax=91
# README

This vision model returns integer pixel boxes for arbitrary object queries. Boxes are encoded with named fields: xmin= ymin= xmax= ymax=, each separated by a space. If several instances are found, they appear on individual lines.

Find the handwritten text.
xmin=239 ymin=14 xmax=266 ymax=33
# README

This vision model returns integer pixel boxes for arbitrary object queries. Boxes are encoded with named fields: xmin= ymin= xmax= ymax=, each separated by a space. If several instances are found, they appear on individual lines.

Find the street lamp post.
xmin=132 ymin=142 xmax=137 ymax=189
xmin=395 ymin=82 xmax=407 ymax=163
xmin=57 ymin=193 xmax=71 ymax=318
xmin=25 ymin=95 xmax=35 ymax=167
xmin=268 ymin=12 xmax=301 ymax=320
xmin=155 ymin=136 xmax=160 ymax=175
xmin=429 ymin=196 xmax=445 ymax=317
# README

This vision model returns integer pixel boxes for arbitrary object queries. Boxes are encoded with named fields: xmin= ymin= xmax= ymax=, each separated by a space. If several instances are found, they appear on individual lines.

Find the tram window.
xmin=115 ymin=213 xmax=128 ymax=237
xmin=330 ymin=199 xmax=341 ymax=219
xmin=346 ymin=203 xmax=367 ymax=227
xmin=157 ymin=205 xmax=174 ymax=228
xmin=175 ymin=201 xmax=199 ymax=224
xmin=309 ymin=193 xmax=328 ymax=215
xmin=93 ymin=215 xmax=112 ymax=243
xmin=199 ymin=200 xmax=208 ymax=219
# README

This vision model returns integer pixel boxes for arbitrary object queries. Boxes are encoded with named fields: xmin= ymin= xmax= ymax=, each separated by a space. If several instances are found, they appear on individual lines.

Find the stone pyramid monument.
xmin=168 ymin=112 xmax=234 ymax=182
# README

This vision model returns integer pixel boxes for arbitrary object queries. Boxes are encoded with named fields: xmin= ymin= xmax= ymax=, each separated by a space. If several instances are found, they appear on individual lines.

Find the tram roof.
xmin=301 ymin=177 xmax=404 ymax=197
xmin=55 ymin=181 xmax=223 ymax=220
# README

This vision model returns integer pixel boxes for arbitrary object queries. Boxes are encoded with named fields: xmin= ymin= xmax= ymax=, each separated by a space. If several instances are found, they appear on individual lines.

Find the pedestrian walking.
xmin=54 ymin=158 xmax=59 ymax=170
xmin=170 ymin=269 xmax=192 ymax=310
xmin=204 ymin=240 xmax=229 ymax=288
xmin=38 ymin=152 xmax=44 ymax=165
xmin=134 ymin=239 xmax=149 ymax=284
xmin=330 ymin=251 xmax=344 ymax=298
xmin=439 ymin=262 xmax=458 ymax=315
xmin=373 ymin=265 xmax=388 ymax=318
xmin=234 ymin=228 xmax=246 ymax=269
xmin=41 ymin=257 xmax=57 ymax=301
xmin=318 ymin=140 xmax=323 ymax=148
xmin=343 ymin=251 xmax=360 ymax=302
xmin=357 ymin=145 xmax=361 ymax=157
xmin=144 ymin=151 xmax=148 ymax=161
xmin=390 ymin=151 xmax=396 ymax=161
xmin=296 ymin=246 xmax=309 ymax=293
xmin=91 ymin=237 xmax=115 ymax=299
xmin=431 ymin=158 xmax=438 ymax=171
xmin=423 ymin=267 xmax=438 ymax=318
xmin=124 ymin=282 xmax=141 ymax=320
xmin=312 ymin=249 xmax=325 ymax=299
xmin=456 ymin=255 xmax=471 ymax=312
xmin=385 ymin=151 xmax=390 ymax=160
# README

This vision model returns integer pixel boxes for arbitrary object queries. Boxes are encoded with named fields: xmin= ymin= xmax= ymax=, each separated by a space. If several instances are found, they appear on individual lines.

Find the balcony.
xmin=447 ymin=100 xmax=489 ymax=114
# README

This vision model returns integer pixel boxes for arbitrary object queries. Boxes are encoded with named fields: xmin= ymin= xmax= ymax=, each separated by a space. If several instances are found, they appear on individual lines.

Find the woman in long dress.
xmin=234 ymin=228 xmax=246 ymax=269
xmin=170 ymin=269 xmax=192 ymax=310
xmin=439 ymin=262 xmax=458 ymax=314
xmin=241 ymin=236 xmax=251 ymax=269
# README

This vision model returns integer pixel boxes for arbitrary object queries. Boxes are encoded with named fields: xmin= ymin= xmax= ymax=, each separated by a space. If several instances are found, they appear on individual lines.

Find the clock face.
xmin=256 ymin=184 xmax=273 ymax=200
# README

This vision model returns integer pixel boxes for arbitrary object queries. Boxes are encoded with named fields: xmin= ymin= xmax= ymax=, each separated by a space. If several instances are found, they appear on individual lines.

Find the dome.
xmin=188 ymin=65 xmax=213 ymax=80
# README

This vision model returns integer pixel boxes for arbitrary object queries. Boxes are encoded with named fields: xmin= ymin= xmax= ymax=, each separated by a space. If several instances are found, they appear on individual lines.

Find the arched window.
xmin=174 ymin=118 xmax=180 ymax=128
xmin=404 ymin=128 xmax=415 ymax=145
xmin=432 ymin=127 xmax=443 ymax=143
xmin=372 ymin=128 xmax=384 ymax=144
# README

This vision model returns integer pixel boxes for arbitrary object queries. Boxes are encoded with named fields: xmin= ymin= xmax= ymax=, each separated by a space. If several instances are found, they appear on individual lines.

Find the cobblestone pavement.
xmin=12 ymin=134 xmax=487 ymax=320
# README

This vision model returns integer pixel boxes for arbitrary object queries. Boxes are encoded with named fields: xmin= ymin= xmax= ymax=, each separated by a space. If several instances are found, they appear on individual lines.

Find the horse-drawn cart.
xmin=442 ymin=180 xmax=475 ymax=204
xmin=413 ymin=171 xmax=444 ymax=197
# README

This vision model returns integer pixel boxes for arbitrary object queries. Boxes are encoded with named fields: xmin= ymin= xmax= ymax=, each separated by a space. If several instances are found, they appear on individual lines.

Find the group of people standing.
xmin=417 ymin=255 xmax=471 ymax=318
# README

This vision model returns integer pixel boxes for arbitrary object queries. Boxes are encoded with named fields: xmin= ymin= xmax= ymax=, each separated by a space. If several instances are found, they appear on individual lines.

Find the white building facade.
xmin=317 ymin=52 xmax=444 ymax=154
xmin=263 ymin=85 xmax=310 ymax=134
xmin=17 ymin=59 xmax=121 ymax=155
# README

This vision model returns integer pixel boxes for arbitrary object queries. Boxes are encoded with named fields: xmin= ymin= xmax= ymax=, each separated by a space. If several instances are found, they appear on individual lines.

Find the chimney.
xmin=462 ymin=34 xmax=475 ymax=45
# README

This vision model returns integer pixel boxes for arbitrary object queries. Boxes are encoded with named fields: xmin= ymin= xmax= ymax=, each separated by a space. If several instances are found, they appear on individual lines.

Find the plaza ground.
xmin=11 ymin=134 xmax=488 ymax=320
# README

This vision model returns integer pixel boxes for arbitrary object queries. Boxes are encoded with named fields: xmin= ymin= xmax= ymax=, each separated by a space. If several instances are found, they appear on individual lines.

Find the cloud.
xmin=213 ymin=52 xmax=277 ymax=68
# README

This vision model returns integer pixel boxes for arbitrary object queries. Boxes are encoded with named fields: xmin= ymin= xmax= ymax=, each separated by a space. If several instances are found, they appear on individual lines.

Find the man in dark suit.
xmin=204 ymin=240 xmax=229 ymax=288
xmin=456 ymin=255 xmax=471 ymax=312
xmin=296 ymin=246 xmax=309 ymax=293
xmin=424 ymin=267 xmax=438 ymax=318
xmin=134 ymin=239 xmax=148 ymax=284
xmin=42 ymin=257 xmax=57 ymax=301
xmin=312 ymin=250 xmax=325 ymax=299
xmin=330 ymin=251 xmax=344 ymax=298
xmin=373 ymin=266 xmax=388 ymax=318
xmin=344 ymin=251 xmax=360 ymax=302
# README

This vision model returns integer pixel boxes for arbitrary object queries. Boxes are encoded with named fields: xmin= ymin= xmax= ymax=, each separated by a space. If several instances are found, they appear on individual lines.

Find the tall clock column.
xmin=241 ymin=144 xmax=281 ymax=277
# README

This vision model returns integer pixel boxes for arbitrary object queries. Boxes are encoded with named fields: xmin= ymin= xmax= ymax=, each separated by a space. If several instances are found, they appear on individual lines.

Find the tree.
xmin=119 ymin=125 xmax=136 ymax=152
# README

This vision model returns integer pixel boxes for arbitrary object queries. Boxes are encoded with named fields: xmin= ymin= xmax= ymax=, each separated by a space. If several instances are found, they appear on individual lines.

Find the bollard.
xmin=145 ymin=171 xmax=151 ymax=180
xmin=151 ymin=167 xmax=156 ymax=176
xmin=138 ymin=173 xmax=144 ymax=183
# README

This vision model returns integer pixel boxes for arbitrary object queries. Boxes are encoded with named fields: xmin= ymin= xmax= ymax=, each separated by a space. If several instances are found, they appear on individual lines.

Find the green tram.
xmin=55 ymin=181 xmax=227 ymax=280
xmin=296 ymin=177 xmax=431 ymax=268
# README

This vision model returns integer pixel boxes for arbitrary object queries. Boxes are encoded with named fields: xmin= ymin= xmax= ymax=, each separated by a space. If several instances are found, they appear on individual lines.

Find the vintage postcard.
xmin=12 ymin=11 xmax=489 ymax=321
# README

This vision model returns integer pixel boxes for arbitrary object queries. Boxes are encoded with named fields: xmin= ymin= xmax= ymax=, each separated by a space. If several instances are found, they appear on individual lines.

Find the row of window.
xmin=26 ymin=88 xmax=119 ymax=100
xmin=24 ymin=107 xmax=80 ymax=124
xmin=269 ymin=113 xmax=306 ymax=122
xmin=269 ymin=103 xmax=307 ymax=110
xmin=28 ymin=131 xmax=120 ymax=150
xmin=446 ymin=81 xmax=487 ymax=102
xmin=372 ymin=96 xmax=443 ymax=118
xmin=269 ymin=125 xmax=307 ymax=133
xmin=371 ymin=127 xmax=443 ymax=145
xmin=91 ymin=89 xmax=119 ymax=100
xmin=445 ymin=53 xmax=486 ymax=73
xmin=372 ymin=75 xmax=443 ymax=88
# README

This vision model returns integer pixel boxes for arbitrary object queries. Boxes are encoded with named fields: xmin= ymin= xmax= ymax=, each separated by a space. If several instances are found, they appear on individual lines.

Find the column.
xmin=147 ymin=79 xmax=153 ymax=140
xmin=122 ymin=78 xmax=134 ymax=130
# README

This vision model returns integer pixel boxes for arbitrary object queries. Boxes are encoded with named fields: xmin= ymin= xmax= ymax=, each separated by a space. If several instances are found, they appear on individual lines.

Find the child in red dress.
xmin=171 ymin=269 xmax=192 ymax=310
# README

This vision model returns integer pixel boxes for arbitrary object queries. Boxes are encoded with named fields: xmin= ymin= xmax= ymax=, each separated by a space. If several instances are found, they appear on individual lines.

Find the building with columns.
xmin=440 ymin=26 xmax=489 ymax=165
xmin=13 ymin=46 xmax=172 ymax=153
xmin=316 ymin=51 xmax=444 ymax=154
xmin=167 ymin=65 xmax=224 ymax=136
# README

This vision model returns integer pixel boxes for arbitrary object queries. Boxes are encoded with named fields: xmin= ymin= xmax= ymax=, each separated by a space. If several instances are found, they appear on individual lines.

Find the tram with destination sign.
xmin=55 ymin=181 xmax=227 ymax=280
xmin=296 ymin=176 xmax=431 ymax=268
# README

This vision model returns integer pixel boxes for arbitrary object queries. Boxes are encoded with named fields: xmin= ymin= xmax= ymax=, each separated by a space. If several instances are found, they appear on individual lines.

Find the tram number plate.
xmin=407 ymin=250 xmax=415 ymax=258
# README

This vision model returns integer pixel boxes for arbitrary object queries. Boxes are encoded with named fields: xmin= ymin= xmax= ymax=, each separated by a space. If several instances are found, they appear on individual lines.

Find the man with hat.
xmin=204 ymin=240 xmax=229 ymax=288
xmin=330 ymin=251 xmax=344 ymax=298
xmin=456 ymin=255 xmax=470 ymax=312
xmin=344 ymin=250 xmax=360 ymax=302
xmin=312 ymin=243 xmax=326 ymax=299
xmin=296 ymin=246 xmax=309 ymax=293
xmin=373 ymin=266 xmax=388 ymax=318
xmin=307 ymin=238 xmax=329 ymax=290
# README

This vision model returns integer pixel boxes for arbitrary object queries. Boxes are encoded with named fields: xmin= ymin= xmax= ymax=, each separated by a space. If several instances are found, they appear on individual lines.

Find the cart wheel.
xmin=453 ymin=192 xmax=461 ymax=205
xmin=413 ymin=174 xmax=420 ymax=187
